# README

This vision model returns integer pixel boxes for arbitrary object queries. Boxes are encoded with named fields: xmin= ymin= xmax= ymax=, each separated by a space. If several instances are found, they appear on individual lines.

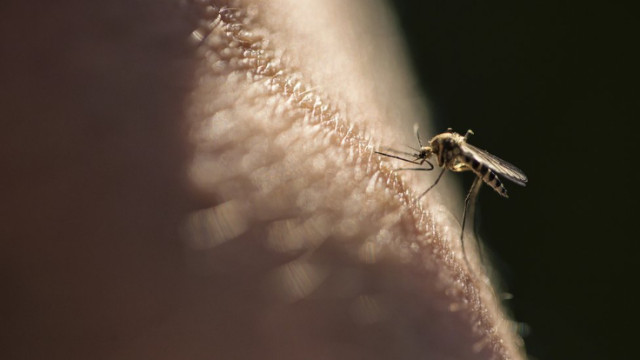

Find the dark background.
xmin=389 ymin=1 xmax=637 ymax=359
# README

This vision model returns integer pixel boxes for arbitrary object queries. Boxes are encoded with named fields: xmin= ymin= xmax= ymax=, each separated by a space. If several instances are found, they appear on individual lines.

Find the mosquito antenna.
xmin=414 ymin=124 xmax=423 ymax=147
xmin=402 ymin=144 xmax=421 ymax=153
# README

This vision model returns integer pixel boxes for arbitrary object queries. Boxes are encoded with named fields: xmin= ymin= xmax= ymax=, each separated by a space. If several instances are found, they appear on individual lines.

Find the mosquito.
xmin=375 ymin=127 xmax=528 ymax=267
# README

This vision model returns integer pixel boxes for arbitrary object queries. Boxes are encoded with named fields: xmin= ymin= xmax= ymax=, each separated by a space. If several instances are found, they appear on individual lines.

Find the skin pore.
xmin=1 ymin=0 xmax=526 ymax=359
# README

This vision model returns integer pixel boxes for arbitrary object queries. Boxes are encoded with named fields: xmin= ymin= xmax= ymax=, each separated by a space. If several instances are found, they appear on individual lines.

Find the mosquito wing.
xmin=461 ymin=142 xmax=528 ymax=186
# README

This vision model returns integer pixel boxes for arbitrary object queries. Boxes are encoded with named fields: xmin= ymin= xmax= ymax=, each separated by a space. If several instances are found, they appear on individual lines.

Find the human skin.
xmin=0 ymin=0 xmax=525 ymax=359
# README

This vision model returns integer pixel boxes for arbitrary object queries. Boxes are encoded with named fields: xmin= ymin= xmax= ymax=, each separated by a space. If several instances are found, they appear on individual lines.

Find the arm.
xmin=182 ymin=1 xmax=525 ymax=359
xmin=0 ymin=0 xmax=525 ymax=359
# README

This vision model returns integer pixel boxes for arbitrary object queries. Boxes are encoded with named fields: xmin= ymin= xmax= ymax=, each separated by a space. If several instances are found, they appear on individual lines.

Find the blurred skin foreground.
xmin=1 ymin=0 xmax=526 ymax=359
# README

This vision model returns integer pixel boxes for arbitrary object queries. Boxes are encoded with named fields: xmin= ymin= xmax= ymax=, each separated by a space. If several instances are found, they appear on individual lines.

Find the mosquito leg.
xmin=466 ymin=177 xmax=486 ymax=267
xmin=417 ymin=168 xmax=446 ymax=198
xmin=418 ymin=159 xmax=435 ymax=170
xmin=379 ymin=147 xmax=417 ymax=158
xmin=461 ymin=177 xmax=483 ymax=269
xmin=394 ymin=167 xmax=432 ymax=172
xmin=374 ymin=151 xmax=420 ymax=164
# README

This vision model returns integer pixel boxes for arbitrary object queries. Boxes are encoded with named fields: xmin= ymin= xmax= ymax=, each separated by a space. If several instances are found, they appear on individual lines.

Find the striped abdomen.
xmin=466 ymin=156 xmax=509 ymax=198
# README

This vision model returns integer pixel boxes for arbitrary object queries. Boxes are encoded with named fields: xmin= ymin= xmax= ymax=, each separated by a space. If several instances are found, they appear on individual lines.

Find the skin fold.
xmin=0 ymin=0 xmax=526 ymax=359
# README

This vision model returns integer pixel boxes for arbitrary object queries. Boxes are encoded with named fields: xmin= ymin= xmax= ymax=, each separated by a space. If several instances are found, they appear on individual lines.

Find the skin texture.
xmin=1 ymin=0 xmax=526 ymax=359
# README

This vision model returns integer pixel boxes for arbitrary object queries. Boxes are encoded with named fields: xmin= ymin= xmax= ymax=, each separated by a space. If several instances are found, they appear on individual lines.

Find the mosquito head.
xmin=417 ymin=146 xmax=433 ymax=162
